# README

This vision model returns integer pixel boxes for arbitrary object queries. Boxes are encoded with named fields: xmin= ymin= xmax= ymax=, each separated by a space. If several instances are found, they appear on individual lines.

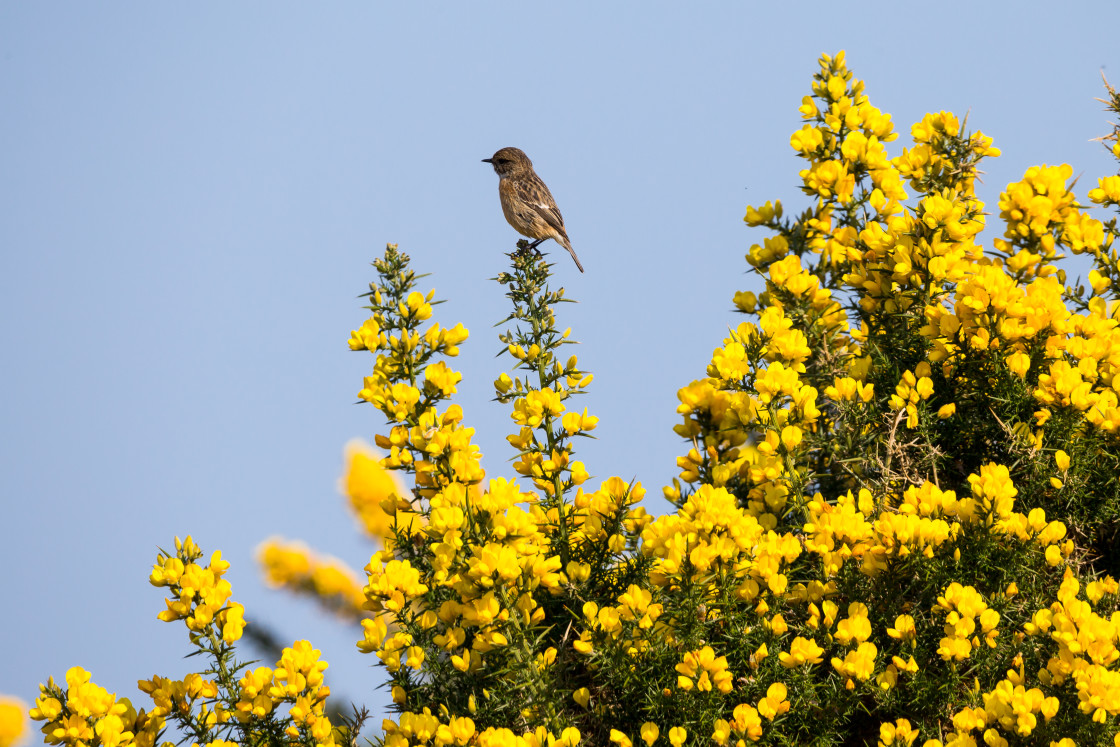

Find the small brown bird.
xmin=482 ymin=147 xmax=584 ymax=272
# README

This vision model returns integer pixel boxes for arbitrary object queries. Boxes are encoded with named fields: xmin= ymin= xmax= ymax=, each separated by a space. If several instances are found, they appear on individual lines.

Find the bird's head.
xmin=482 ymin=147 xmax=533 ymax=178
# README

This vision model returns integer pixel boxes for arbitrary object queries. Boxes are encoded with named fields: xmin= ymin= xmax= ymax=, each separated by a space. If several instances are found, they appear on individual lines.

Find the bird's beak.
xmin=481 ymin=158 xmax=492 ymax=163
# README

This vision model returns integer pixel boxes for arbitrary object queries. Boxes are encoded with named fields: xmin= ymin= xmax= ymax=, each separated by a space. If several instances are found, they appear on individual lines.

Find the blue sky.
xmin=3 ymin=0 xmax=1117 ymax=730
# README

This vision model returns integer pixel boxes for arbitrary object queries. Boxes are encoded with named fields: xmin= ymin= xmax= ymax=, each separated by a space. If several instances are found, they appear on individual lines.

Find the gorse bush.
xmin=28 ymin=51 xmax=1120 ymax=747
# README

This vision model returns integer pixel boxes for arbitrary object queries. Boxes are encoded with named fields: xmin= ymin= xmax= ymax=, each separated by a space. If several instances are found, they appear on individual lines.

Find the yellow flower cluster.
xmin=137 ymin=673 xmax=219 ymax=724
xmin=924 ymin=675 xmax=1064 ymax=745
xmin=341 ymin=438 xmax=412 ymax=547
xmin=575 ymin=581 xmax=663 ymax=658
xmin=501 ymin=349 xmax=595 ymax=496
xmin=362 ymin=554 xmax=430 ymax=614
xmin=256 ymin=537 xmax=367 ymax=619
xmin=681 ymin=53 xmax=1120 ymax=728
xmin=641 ymin=484 xmax=799 ymax=600
xmin=784 ymin=52 xmax=900 ymax=213
xmin=847 ymin=204 xmax=985 ymax=317
xmin=358 ymin=474 xmax=581 ymax=682
xmin=1026 ymin=573 xmax=1120 ymax=722
xmin=870 ymin=487 xmax=954 ymax=566
xmin=924 ymin=262 xmax=1071 ymax=368
xmin=965 ymin=463 xmax=1018 ymax=524
xmin=877 ymin=718 xmax=919 ymax=747
xmin=233 ymin=641 xmax=335 ymax=743
xmin=383 ymin=714 xmax=581 ymax=747
xmin=887 ymin=362 xmax=935 ymax=429
xmin=149 ymin=535 xmax=246 ymax=644
xmin=352 ymin=251 xmax=473 ymax=494
xmin=935 ymin=582 xmax=1000 ymax=661
xmin=370 ymin=403 xmax=484 ymax=496
xmin=803 ymin=489 xmax=874 ymax=575
xmin=675 ymin=646 xmax=733 ymax=694
xmin=810 ymin=463 xmax=1075 ymax=587
xmin=673 ymin=307 xmax=822 ymax=525
xmin=350 ymin=289 xmax=467 ymax=353
xmin=830 ymin=641 xmax=878 ymax=686
xmin=30 ymin=668 xmax=162 ymax=747
xmin=709 ymin=684 xmax=789 ymax=745
xmin=996 ymin=164 xmax=1106 ymax=273
xmin=1036 ymin=352 xmax=1120 ymax=434
xmin=763 ymin=254 xmax=852 ymax=353
xmin=777 ymin=80 xmax=999 ymax=319
xmin=35 ymin=538 xmax=345 ymax=747
xmin=982 ymin=679 xmax=1060 ymax=737
xmin=824 ymin=375 xmax=874 ymax=402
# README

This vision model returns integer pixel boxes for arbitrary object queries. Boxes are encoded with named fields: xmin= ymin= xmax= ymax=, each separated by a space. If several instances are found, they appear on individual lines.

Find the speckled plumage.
xmin=482 ymin=147 xmax=584 ymax=273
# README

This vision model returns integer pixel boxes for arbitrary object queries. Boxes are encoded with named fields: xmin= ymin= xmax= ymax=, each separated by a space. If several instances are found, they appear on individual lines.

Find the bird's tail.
xmin=558 ymin=236 xmax=585 ymax=273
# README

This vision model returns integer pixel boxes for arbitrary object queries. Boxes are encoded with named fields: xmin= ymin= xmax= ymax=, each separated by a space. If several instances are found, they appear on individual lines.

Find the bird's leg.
xmin=526 ymin=238 xmax=545 ymax=257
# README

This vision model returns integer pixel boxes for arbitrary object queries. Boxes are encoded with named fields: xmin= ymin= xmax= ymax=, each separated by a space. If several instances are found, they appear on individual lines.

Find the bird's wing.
xmin=515 ymin=178 xmax=566 ymax=236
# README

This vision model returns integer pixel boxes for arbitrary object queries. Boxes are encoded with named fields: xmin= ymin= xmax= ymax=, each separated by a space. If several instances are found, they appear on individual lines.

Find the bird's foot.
xmin=514 ymin=239 xmax=545 ymax=259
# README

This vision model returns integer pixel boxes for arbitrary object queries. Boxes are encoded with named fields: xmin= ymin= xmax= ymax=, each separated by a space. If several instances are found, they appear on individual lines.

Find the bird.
xmin=482 ymin=147 xmax=584 ymax=272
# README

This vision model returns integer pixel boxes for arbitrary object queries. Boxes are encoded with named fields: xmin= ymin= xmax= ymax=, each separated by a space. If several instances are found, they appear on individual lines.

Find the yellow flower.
xmin=1006 ymin=352 xmax=1031 ymax=379
xmin=780 ymin=425 xmax=803 ymax=450
xmin=341 ymin=440 xmax=411 ymax=544
xmin=348 ymin=316 xmax=382 ymax=351
xmin=557 ymin=727 xmax=581 ymax=747
xmin=831 ymin=641 xmax=878 ymax=681
xmin=675 ymin=646 xmax=734 ymax=694
xmin=835 ymin=603 xmax=872 ymax=645
xmin=801 ymin=160 xmax=855 ymax=202
xmin=779 ymin=637 xmax=825 ymax=668
xmin=749 ymin=643 xmax=769 ymax=670
xmin=668 ymin=727 xmax=687 ymax=747
xmin=0 ymin=695 xmax=29 ymax=747
xmin=878 ymin=719 xmax=919 ymax=747
xmin=219 ymin=603 xmax=246 ymax=644
xmin=1089 ymin=174 xmax=1120 ymax=205
xmin=424 ymin=361 xmax=462 ymax=397
xmin=512 ymin=389 xmax=565 ymax=427
xmin=731 ymin=703 xmax=763 ymax=741
xmin=640 ymin=722 xmax=659 ymax=746
xmin=887 ymin=614 xmax=916 ymax=643
xmin=448 ymin=717 xmax=476 ymax=745
xmin=790 ymin=126 xmax=826 ymax=155
xmin=561 ymin=409 xmax=599 ymax=435
xmin=610 ymin=730 xmax=633 ymax=747
xmin=744 ymin=201 xmax=782 ymax=226
xmin=402 ymin=290 xmax=433 ymax=321
xmin=757 ymin=683 xmax=790 ymax=720
xmin=706 ymin=719 xmax=729 ymax=746
xmin=733 ymin=291 xmax=759 ymax=313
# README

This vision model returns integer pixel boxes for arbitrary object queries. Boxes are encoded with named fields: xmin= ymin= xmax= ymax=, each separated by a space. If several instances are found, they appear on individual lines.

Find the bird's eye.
xmin=497 ymin=158 xmax=509 ymax=164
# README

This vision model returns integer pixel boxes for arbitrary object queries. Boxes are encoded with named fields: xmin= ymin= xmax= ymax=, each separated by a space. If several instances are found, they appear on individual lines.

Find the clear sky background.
xmin=3 ymin=0 xmax=1118 ymax=733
